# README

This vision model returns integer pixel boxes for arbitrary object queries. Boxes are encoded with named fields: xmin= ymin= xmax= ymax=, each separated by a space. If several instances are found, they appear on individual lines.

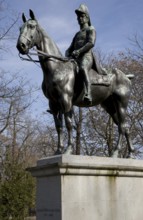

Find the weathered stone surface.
xmin=29 ymin=155 xmax=143 ymax=220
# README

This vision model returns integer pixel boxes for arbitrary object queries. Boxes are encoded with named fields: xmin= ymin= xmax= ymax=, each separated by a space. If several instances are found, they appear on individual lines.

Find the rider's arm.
xmin=65 ymin=34 xmax=77 ymax=57
xmin=72 ymin=26 xmax=96 ymax=58
xmin=79 ymin=26 xmax=96 ymax=54
xmin=65 ymin=44 xmax=73 ymax=57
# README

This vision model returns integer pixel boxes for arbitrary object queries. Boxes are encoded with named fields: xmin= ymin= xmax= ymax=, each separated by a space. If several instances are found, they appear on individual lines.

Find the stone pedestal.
xmin=29 ymin=155 xmax=143 ymax=220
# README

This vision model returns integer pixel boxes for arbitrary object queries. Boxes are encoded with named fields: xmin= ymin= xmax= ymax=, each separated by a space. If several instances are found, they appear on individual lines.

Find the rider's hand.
xmin=72 ymin=50 xmax=80 ymax=58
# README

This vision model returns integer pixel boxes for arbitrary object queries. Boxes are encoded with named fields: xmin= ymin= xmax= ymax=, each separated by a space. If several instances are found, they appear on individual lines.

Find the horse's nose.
xmin=17 ymin=42 xmax=28 ymax=54
xmin=20 ymin=42 xmax=26 ymax=50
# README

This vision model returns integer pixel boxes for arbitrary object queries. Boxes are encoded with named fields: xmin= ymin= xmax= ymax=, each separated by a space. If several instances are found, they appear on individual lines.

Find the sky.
xmin=1 ymin=0 xmax=143 ymax=119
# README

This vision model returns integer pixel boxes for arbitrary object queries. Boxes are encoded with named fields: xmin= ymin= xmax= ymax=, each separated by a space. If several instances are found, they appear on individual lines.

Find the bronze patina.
xmin=16 ymin=7 xmax=134 ymax=158
xmin=66 ymin=4 xmax=107 ymax=104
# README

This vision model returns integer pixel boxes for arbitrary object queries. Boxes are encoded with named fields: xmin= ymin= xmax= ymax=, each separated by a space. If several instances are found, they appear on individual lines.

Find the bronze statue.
xmin=16 ymin=8 xmax=135 ymax=158
xmin=66 ymin=4 xmax=106 ymax=104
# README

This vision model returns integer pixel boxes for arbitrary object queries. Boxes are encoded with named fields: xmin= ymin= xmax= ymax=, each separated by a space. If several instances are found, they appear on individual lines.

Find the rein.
xmin=19 ymin=48 xmax=74 ymax=63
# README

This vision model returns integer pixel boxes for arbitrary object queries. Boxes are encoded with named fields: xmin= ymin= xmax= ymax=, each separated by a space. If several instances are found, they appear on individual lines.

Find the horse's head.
xmin=17 ymin=10 xmax=39 ymax=55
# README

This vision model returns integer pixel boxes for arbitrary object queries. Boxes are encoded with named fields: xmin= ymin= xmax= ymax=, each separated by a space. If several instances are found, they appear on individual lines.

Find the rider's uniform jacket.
xmin=66 ymin=25 xmax=96 ymax=59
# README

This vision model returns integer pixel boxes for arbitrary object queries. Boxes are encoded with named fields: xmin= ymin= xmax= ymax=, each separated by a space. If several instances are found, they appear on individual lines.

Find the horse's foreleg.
xmin=53 ymin=112 xmax=64 ymax=154
xmin=64 ymin=110 xmax=73 ymax=155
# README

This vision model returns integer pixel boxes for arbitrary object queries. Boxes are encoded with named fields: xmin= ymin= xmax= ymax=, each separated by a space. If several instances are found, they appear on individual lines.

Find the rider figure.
xmin=65 ymin=4 xmax=106 ymax=104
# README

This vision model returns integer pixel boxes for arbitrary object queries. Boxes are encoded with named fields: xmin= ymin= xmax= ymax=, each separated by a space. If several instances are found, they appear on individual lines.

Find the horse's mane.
xmin=37 ymin=22 xmax=62 ymax=56
xmin=37 ymin=23 xmax=48 ymax=38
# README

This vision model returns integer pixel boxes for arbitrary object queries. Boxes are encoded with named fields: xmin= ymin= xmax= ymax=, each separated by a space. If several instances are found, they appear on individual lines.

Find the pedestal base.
xmin=29 ymin=155 xmax=143 ymax=220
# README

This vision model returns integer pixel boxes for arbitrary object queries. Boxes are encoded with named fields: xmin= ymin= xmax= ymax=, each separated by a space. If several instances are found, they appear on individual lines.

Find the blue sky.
xmin=10 ymin=0 xmax=143 ymax=52
xmin=1 ymin=0 xmax=143 ymax=117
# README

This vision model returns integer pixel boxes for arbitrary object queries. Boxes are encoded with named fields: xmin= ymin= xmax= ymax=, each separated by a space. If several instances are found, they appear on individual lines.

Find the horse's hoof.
xmin=112 ymin=150 xmax=119 ymax=158
xmin=47 ymin=109 xmax=53 ymax=114
xmin=54 ymin=149 xmax=62 ymax=155
xmin=126 ymin=153 xmax=135 ymax=159
xmin=64 ymin=145 xmax=73 ymax=155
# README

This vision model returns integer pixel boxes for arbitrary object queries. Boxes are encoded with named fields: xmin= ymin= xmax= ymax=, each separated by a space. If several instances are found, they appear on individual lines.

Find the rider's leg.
xmin=82 ymin=69 xmax=92 ymax=101
xmin=80 ymin=56 xmax=93 ymax=103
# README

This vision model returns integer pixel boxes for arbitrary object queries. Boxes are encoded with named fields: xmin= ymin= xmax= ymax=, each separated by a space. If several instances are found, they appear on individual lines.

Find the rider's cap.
xmin=75 ymin=4 xmax=91 ymax=26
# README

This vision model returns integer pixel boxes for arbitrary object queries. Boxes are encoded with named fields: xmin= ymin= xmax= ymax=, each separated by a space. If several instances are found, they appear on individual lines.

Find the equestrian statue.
xmin=16 ymin=5 xmax=135 ymax=158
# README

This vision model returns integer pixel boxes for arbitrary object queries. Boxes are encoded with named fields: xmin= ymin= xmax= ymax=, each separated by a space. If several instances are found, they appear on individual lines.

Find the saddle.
xmin=73 ymin=63 xmax=111 ymax=104
xmin=91 ymin=75 xmax=111 ymax=87
xmin=74 ymin=52 xmax=111 ymax=88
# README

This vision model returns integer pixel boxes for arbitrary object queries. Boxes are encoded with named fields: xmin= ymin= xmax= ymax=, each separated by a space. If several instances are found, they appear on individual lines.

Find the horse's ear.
xmin=22 ymin=13 xmax=27 ymax=23
xmin=29 ymin=9 xmax=36 ymax=20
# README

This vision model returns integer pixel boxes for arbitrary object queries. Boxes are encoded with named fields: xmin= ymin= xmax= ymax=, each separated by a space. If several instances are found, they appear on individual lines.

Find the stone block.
xmin=29 ymin=155 xmax=143 ymax=220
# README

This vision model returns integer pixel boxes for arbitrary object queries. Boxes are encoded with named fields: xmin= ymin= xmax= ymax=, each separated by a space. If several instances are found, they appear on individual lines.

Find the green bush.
xmin=0 ymin=160 xmax=36 ymax=220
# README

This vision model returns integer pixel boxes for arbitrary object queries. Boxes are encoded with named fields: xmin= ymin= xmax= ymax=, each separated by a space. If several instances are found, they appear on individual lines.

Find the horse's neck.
xmin=37 ymin=26 xmax=62 ymax=71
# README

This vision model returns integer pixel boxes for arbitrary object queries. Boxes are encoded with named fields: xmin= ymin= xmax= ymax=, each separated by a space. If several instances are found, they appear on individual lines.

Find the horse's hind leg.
xmin=102 ymin=98 xmax=122 ymax=157
xmin=102 ymin=96 xmax=134 ymax=158
xmin=125 ymin=128 xmax=135 ymax=158
xmin=113 ymin=99 xmax=134 ymax=158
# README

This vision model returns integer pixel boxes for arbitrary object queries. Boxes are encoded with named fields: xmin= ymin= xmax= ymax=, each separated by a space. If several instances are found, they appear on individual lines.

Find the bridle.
xmin=18 ymin=21 xmax=75 ymax=65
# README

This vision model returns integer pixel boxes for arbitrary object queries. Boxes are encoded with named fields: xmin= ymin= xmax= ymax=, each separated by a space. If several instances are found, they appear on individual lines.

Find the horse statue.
xmin=17 ymin=10 xmax=135 ymax=158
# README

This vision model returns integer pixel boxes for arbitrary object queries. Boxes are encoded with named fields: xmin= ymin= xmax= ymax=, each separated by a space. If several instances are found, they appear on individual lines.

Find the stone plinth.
xmin=29 ymin=155 xmax=143 ymax=220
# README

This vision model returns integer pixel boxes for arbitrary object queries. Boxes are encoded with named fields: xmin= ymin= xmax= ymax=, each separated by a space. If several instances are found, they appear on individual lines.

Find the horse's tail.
xmin=126 ymin=74 xmax=135 ymax=80
xmin=113 ymin=68 xmax=134 ymax=80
